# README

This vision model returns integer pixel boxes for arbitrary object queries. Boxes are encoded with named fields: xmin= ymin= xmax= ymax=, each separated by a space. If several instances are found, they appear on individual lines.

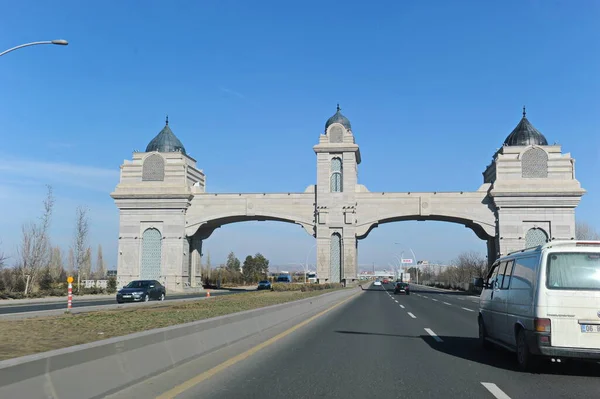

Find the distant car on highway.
xmin=394 ymin=282 xmax=410 ymax=295
xmin=382 ymin=279 xmax=389 ymax=284
xmin=257 ymin=280 xmax=272 ymax=290
xmin=116 ymin=280 xmax=166 ymax=303
xmin=373 ymin=280 xmax=382 ymax=286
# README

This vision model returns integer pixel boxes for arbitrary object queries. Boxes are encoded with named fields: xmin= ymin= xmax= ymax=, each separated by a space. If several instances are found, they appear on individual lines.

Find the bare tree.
xmin=17 ymin=185 xmax=54 ymax=294
xmin=67 ymin=247 xmax=75 ymax=275
xmin=72 ymin=206 xmax=90 ymax=292
xmin=453 ymin=251 xmax=489 ymax=285
xmin=576 ymin=221 xmax=600 ymax=240
xmin=81 ymin=247 xmax=92 ymax=280
xmin=49 ymin=246 xmax=64 ymax=281
xmin=0 ymin=240 xmax=7 ymax=269
xmin=96 ymin=244 xmax=106 ymax=279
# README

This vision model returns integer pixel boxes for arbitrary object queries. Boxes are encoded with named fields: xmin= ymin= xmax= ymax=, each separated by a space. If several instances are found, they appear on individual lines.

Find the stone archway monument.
xmin=111 ymin=108 xmax=585 ymax=292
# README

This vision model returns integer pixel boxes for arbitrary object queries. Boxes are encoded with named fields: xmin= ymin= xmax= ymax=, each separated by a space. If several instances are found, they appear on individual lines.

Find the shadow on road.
xmin=335 ymin=330 xmax=421 ymax=339
xmin=334 ymin=329 xmax=599 ymax=377
xmin=421 ymin=335 xmax=600 ymax=377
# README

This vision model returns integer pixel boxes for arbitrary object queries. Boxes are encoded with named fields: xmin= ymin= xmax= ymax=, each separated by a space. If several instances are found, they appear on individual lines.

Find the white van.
xmin=474 ymin=240 xmax=600 ymax=371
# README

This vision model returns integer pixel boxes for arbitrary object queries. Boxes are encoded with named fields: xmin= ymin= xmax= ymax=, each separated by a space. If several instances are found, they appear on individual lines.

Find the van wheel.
xmin=516 ymin=329 xmax=538 ymax=372
xmin=478 ymin=316 xmax=492 ymax=350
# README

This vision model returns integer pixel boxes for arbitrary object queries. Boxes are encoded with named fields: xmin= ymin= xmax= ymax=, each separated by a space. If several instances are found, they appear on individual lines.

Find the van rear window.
xmin=546 ymin=252 xmax=600 ymax=290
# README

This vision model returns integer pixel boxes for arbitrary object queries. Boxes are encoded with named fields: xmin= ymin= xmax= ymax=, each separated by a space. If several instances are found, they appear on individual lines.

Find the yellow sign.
xmin=67 ymin=276 xmax=74 ymax=284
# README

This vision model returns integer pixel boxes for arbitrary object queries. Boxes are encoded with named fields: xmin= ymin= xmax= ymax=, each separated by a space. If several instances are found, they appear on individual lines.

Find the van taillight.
xmin=535 ymin=318 xmax=551 ymax=333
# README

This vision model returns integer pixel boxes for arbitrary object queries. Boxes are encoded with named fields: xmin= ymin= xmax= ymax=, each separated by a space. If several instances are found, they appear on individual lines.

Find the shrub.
xmin=271 ymin=283 xmax=344 ymax=292
xmin=107 ymin=276 xmax=117 ymax=293
xmin=38 ymin=269 xmax=54 ymax=291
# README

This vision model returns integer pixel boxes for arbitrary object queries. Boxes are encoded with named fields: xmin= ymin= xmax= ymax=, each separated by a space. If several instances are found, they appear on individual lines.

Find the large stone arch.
xmin=356 ymin=214 xmax=495 ymax=241
xmin=185 ymin=212 xmax=315 ymax=239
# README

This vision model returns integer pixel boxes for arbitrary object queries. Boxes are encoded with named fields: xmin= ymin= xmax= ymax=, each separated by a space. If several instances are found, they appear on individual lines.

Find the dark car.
xmin=257 ymin=280 xmax=272 ymax=290
xmin=394 ymin=282 xmax=410 ymax=295
xmin=117 ymin=280 xmax=166 ymax=303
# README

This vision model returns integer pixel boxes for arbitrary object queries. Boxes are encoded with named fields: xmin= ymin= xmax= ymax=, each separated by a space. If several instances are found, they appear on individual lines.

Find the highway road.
xmin=108 ymin=282 xmax=600 ymax=399
xmin=0 ymin=289 xmax=245 ymax=315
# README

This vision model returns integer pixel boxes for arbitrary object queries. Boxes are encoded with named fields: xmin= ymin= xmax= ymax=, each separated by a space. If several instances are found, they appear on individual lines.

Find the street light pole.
xmin=395 ymin=243 xmax=419 ymax=284
xmin=0 ymin=39 xmax=68 ymax=57
xmin=304 ymin=243 xmax=317 ymax=284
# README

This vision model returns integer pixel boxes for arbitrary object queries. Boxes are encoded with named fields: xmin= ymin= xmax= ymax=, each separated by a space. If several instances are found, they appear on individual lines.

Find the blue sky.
xmin=1 ymin=0 xmax=598 ymax=271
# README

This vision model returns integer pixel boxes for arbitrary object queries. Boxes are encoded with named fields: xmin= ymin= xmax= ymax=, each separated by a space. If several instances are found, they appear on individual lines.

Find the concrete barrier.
xmin=0 ymin=287 xmax=360 ymax=399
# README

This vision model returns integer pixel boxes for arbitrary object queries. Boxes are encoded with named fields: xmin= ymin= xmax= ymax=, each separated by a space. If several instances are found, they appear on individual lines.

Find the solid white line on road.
xmin=443 ymin=302 xmax=451 ymax=306
xmin=462 ymin=307 xmax=475 ymax=312
xmin=424 ymin=328 xmax=443 ymax=342
xmin=432 ymin=298 xmax=438 ymax=302
xmin=481 ymin=382 xmax=512 ymax=399
xmin=407 ymin=312 xmax=417 ymax=318
xmin=399 ymin=304 xmax=405 ymax=309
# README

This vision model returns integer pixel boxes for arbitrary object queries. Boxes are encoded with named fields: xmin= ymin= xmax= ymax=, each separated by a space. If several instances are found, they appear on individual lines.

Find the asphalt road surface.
xmin=0 ymin=290 xmax=244 ymax=315
xmin=110 ymin=282 xmax=600 ymax=399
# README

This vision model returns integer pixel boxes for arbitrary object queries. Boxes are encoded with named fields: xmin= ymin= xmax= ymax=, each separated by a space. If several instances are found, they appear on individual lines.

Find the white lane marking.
xmin=424 ymin=328 xmax=443 ymax=342
xmin=457 ymin=297 xmax=465 ymax=300
xmin=432 ymin=298 xmax=438 ymax=302
xmin=443 ymin=302 xmax=451 ymax=306
xmin=481 ymin=382 xmax=511 ymax=399
xmin=462 ymin=307 xmax=475 ymax=312
xmin=407 ymin=312 xmax=416 ymax=318
xmin=399 ymin=304 xmax=405 ymax=309
xmin=422 ymin=296 xmax=429 ymax=299
xmin=394 ymin=300 xmax=399 ymax=303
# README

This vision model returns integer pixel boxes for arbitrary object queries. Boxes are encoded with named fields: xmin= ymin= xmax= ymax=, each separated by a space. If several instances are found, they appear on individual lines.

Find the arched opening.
xmin=330 ymin=232 xmax=342 ymax=283
xmin=195 ymin=221 xmax=316 ymax=287
xmin=521 ymin=147 xmax=548 ymax=178
xmin=140 ymin=228 xmax=162 ymax=280
xmin=330 ymin=157 xmax=343 ymax=192
xmin=142 ymin=154 xmax=165 ymax=181
xmin=358 ymin=220 xmax=491 ymax=289
xmin=525 ymin=227 xmax=548 ymax=248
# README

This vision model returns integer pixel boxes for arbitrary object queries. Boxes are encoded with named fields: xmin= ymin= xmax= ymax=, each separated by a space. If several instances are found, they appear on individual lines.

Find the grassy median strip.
xmin=0 ymin=288 xmax=347 ymax=361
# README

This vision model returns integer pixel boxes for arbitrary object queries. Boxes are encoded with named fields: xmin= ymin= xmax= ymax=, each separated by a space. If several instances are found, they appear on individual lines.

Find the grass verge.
xmin=0 ymin=288 xmax=347 ymax=361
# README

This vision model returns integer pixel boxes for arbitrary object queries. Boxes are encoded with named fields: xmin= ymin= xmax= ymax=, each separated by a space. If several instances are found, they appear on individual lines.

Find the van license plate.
xmin=580 ymin=325 xmax=600 ymax=333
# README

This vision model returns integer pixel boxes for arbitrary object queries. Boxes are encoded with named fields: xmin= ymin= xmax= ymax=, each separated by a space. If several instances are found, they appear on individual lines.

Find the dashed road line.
xmin=407 ymin=312 xmax=417 ymax=319
xmin=443 ymin=302 xmax=451 ymax=306
xmin=422 ymin=296 xmax=429 ymax=299
xmin=394 ymin=300 xmax=399 ymax=303
xmin=432 ymin=298 xmax=438 ymax=302
xmin=481 ymin=382 xmax=511 ymax=399
xmin=399 ymin=304 xmax=405 ymax=309
xmin=462 ymin=307 xmax=475 ymax=312
xmin=424 ymin=328 xmax=443 ymax=342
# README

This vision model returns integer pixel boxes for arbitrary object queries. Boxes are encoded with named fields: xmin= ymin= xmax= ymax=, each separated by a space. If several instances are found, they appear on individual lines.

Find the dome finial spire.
xmin=165 ymin=115 xmax=169 ymax=125
xmin=522 ymin=106 xmax=526 ymax=118
xmin=337 ymin=103 xmax=341 ymax=112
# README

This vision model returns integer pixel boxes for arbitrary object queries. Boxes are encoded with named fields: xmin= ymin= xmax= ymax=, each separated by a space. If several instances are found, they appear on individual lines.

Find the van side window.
xmin=500 ymin=260 xmax=514 ymax=289
xmin=487 ymin=263 xmax=500 ymax=287
xmin=495 ymin=262 xmax=508 ymax=289
xmin=511 ymin=256 xmax=538 ymax=290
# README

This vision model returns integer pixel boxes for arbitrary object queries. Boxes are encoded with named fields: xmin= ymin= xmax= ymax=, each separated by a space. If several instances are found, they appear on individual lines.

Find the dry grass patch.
xmin=0 ymin=288 xmax=345 ymax=361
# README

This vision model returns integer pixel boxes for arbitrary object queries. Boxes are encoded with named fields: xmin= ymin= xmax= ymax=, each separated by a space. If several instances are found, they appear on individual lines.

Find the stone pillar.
xmin=342 ymin=233 xmax=357 ymax=283
xmin=190 ymin=237 xmax=202 ymax=287
xmin=486 ymin=238 xmax=499 ymax=267
xmin=315 ymin=235 xmax=330 ymax=283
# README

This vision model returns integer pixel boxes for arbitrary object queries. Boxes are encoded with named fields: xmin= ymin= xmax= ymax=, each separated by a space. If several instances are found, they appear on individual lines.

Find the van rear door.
xmin=542 ymin=251 xmax=600 ymax=350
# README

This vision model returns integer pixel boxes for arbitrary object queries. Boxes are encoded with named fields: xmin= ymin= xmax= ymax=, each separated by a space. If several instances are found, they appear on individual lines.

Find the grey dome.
xmin=145 ymin=116 xmax=187 ymax=155
xmin=503 ymin=107 xmax=548 ymax=147
xmin=325 ymin=104 xmax=352 ymax=131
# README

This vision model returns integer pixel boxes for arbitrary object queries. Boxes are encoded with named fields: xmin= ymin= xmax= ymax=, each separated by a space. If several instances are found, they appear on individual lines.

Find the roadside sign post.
xmin=67 ymin=276 xmax=73 ymax=311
